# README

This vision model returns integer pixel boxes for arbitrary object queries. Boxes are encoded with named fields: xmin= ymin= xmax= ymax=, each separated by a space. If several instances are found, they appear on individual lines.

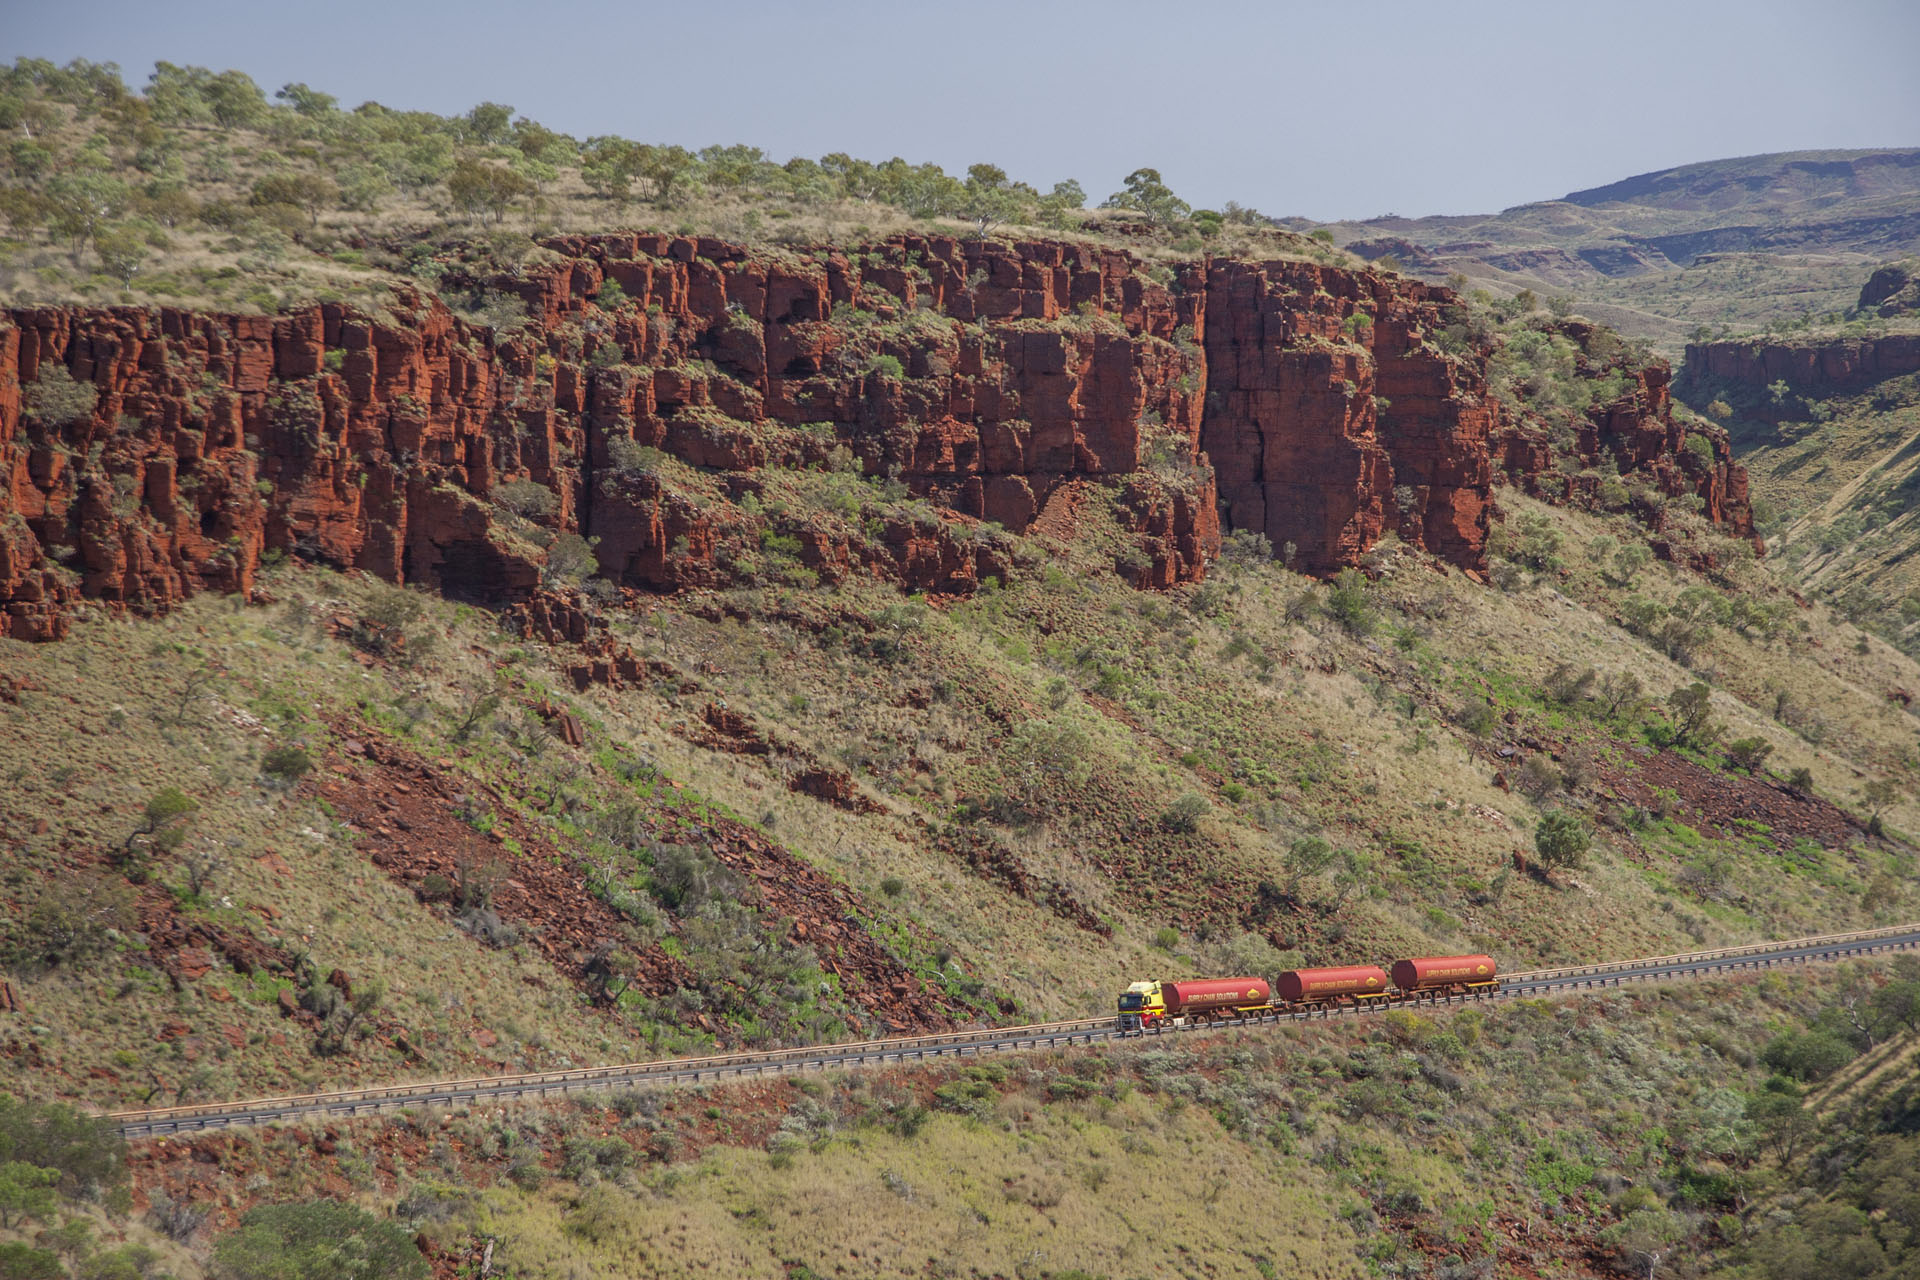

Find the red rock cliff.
xmin=0 ymin=234 xmax=1220 ymax=639
xmin=0 ymin=234 xmax=1753 ymax=640
xmin=1202 ymin=260 xmax=1505 ymax=573
xmin=1681 ymin=333 xmax=1920 ymax=402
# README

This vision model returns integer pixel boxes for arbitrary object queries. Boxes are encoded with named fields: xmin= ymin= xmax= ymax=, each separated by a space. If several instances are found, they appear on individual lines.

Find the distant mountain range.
xmin=1304 ymin=149 xmax=1920 ymax=351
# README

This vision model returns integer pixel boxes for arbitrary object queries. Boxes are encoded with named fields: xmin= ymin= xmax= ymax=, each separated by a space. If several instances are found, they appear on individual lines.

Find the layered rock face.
xmin=1681 ymin=333 xmax=1920 ymax=401
xmin=1 ymin=234 xmax=1750 ymax=640
xmin=1204 ymin=260 xmax=1508 ymax=573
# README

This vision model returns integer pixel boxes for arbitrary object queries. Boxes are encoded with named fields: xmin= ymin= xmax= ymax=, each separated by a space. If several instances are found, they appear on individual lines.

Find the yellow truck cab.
xmin=1117 ymin=980 xmax=1165 ymax=1032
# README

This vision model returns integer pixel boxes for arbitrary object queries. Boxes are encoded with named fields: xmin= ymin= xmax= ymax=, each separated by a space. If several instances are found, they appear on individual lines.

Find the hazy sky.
xmin=6 ymin=0 xmax=1917 ymax=221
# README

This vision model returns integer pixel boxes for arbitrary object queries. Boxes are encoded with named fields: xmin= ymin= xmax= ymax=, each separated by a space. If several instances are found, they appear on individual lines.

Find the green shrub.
xmin=0 ymin=1242 xmax=62 ymax=1280
xmin=1324 ymin=568 xmax=1374 ymax=636
xmin=22 ymin=365 xmax=97 ymax=427
xmin=0 ymin=1162 xmax=57 ymax=1229
xmin=1160 ymin=793 xmax=1209 ymax=833
xmin=1725 ymin=737 xmax=1773 ymax=773
xmin=212 ymin=1200 xmax=427 ymax=1280
xmin=260 ymin=744 xmax=313 ymax=783
xmin=0 ymin=1096 xmax=128 ymax=1197
xmin=866 ymin=353 xmax=904 ymax=380
xmin=0 ymin=874 xmax=136 ymax=970
xmin=1534 ymin=811 xmax=1591 ymax=874
xmin=1455 ymin=697 xmax=1498 ymax=737
xmin=1760 ymin=1031 xmax=1856 ymax=1082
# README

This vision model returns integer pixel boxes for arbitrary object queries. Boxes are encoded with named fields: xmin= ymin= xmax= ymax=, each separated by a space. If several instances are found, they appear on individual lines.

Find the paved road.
xmin=110 ymin=922 xmax=1920 ymax=1138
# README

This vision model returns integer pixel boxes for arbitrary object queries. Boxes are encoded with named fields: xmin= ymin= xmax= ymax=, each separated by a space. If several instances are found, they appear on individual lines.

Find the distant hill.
xmin=1318 ymin=149 xmax=1920 ymax=353
xmin=1562 ymin=149 xmax=1920 ymax=213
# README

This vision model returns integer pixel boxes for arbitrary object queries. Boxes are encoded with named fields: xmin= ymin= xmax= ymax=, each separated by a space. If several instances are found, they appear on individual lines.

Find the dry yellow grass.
xmin=482 ymin=1092 xmax=1370 ymax=1280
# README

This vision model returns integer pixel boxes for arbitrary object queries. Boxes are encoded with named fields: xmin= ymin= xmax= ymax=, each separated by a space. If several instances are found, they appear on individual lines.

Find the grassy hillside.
xmin=6 ymin=475 xmax=1918 ymax=1120
xmin=9 ymin=963 xmax=1915 ymax=1280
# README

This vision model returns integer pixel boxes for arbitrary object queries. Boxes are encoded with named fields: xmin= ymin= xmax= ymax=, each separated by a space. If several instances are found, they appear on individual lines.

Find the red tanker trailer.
xmin=1116 ymin=977 xmax=1270 ymax=1031
xmin=1277 ymin=965 xmax=1392 ymax=1005
xmin=1391 ymin=954 xmax=1499 ymax=997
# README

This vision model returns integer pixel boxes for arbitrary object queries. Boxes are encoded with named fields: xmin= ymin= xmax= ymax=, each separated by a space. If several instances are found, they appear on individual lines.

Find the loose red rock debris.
xmin=316 ymin=719 xmax=967 ymax=1035
xmin=1601 ymin=746 xmax=1865 ymax=850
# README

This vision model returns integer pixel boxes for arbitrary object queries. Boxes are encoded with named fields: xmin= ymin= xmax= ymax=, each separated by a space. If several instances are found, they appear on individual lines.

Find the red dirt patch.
xmin=318 ymin=717 xmax=968 ymax=1036
xmin=1601 ymin=746 xmax=1865 ymax=849
xmin=310 ymin=726 xmax=693 ymax=1005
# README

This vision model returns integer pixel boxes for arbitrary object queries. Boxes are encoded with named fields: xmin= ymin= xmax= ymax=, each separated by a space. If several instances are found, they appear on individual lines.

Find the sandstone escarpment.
xmin=1202 ymin=260 xmax=1503 ymax=572
xmin=1 ymin=233 xmax=1753 ymax=640
xmin=1680 ymin=333 xmax=1920 ymax=403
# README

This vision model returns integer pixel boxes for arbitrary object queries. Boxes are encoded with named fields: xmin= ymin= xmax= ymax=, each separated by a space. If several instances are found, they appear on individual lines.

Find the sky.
xmin=5 ymin=0 xmax=1918 ymax=222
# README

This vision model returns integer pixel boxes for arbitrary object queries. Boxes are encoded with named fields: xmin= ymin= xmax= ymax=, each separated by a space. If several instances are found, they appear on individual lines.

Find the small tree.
xmin=1101 ymin=167 xmax=1190 ymax=227
xmin=1869 ymin=962 xmax=1920 ymax=1037
xmin=637 ymin=143 xmax=697 ymax=205
xmin=92 ymin=224 xmax=147 ymax=287
xmin=1160 ymin=793 xmax=1209 ymax=833
xmin=45 ymin=171 xmax=128 ymax=264
xmin=451 ymin=678 xmax=506 ymax=742
xmin=1747 ymin=1087 xmax=1816 ymax=1162
xmin=22 ymin=365 xmax=98 ymax=427
xmin=1862 ymin=778 xmax=1901 ymax=833
xmin=213 ymin=1201 xmax=428 ymax=1280
xmin=494 ymin=478 xmax=558 ymax=520
xmin=1003 ymin=716 xmax=1093 ymax=819
xmin=1543 ymin=663 xmax=1596 ymax=707
xmin=1597 ymin=670 xmax=1645 ymax=720
xmin=1 ymin=873 xmax=135 ymax=970
xmin=541 ymin=532 xmax=600 ymax=588
xmin=0 ymin=1241 xmax=63 ymax=1280
xmin=960 ymin=163 xmax=1022 ymax=237
xmin=1600 ymin=1207 xmax=1687 ymax=1280
xmin=166 ymin=659 xmax=221 ymax=726
xmin=1534 ymin=810 xmax=1591 ymax=878
xmin=1725 ymin=737 xmax=1773 ymax=773
xmin=115 ymin=788 xmax=197 ymax=879
xmin=1324 ymin=568 xmax=1374 ymax=636
xmin=447 ymin=158 xmax=533 ymax=225
xmin=1284 ymin=836 xmax=1338 ymax=895
xmin=177 ymin=847 xmax=227 ymax=900
xmin=463 ymin=100 xmax=515 ymax=144
xmin=0 ymin=1162 xmax=58 ymax=1229
xmin=1611 ymin=541 xmax=1652 ymax=587
xmin=1665 ymin=682 xmax=1718 ymax=749
xmin=250 ymin=172 xmax=338 ymax=228
xmin=260 ymin=744 xmax=313 ymax=786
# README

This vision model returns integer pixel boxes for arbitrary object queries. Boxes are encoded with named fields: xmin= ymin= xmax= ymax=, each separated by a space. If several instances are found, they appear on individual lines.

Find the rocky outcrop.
xmin=1 ymin=233 xmax=1755 ymax=639
xmin=1858 ymin=262 xmax=1918 ymax=317
xmin=0 ymin=234 xmax=1224 ymax=638
xmin=1201 ymin=259 xmax=1499 ymax=572
xmin=1501 ymin=338 xmax=1755 ymax=540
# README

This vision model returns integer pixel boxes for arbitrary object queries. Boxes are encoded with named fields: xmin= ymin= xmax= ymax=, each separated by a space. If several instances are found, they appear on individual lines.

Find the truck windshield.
xmin=1117 ymin=994 xmax=1147 ymax=1011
